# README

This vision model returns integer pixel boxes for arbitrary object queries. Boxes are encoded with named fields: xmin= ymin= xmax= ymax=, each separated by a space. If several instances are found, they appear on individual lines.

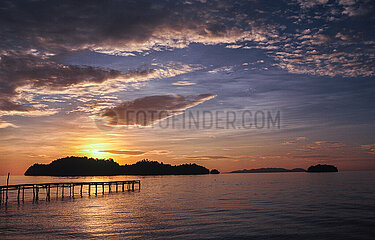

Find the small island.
xmin=307 ymin=164 xmax=338 ymax=172
xmin=25 ymin=156 xmax=216 ymax=176
xmin=230 ymin=168 xmax=306 ymax=173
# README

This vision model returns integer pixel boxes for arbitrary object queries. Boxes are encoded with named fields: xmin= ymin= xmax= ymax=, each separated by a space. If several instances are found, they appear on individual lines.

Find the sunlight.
xmin=77 ymin=140 xmax=116 ymax=159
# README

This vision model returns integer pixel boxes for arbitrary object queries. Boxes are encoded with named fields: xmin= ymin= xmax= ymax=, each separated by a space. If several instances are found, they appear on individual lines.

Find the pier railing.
xmin=0 ymin=180 xmax=140 ymax=205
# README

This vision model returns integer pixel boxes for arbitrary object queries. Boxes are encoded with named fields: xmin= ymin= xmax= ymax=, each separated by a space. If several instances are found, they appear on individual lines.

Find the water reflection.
xmin=1 ymin=172 xmax=375 ymax=239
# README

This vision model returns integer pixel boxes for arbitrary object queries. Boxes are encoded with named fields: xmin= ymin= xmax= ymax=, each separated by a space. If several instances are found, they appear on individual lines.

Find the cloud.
xmin=98 ymin=150 xmax=146 ymax=155
xmin=1 ymin=0 xmax=375 ymax=108
xmin=297 ymin=0 xmax=329 ymax=8
xmin=148 ymin=150 xmax=172 ymax=155
xmin=339 ymin=0 xmax=372 ymax=16
xmin=0 ymin=54 xmax=122 ymax=90
xmin=0 ymin=121 xmax=18 ymax=128
xmin=225 ymin=44 xmax=243 ymax=49
xmin=99 ymin=94 xmax=216 ymax=126
xmin=0 ymin=99 xmax=31 ymax=112
xmin=0 ymin=54 xmax=156 ymax=113
xmin=172 ymin=81 xmax=196 ymax=86
xmin=360 ymin=144 xmax=375 ymax=155
xmin=0 ymin=0 xmax=269 ymax=55
xmin=98 ymin=149 xmax=172 ymax=155
xmin=0 ymin=53 xmax=202 ymax=117
xmin=185 ymin=155 xmax=230 ymax=160
xmin=0 ymin=54 xmax=119 ymax=91
xmin=151 ymin=62 xmax=204 ymax=79
xmin=208 ymin=66 xmax=234 ymax=74
xmin=339 ymin=0 xmax=356 ymax=5
xmin=296 ymin=137 xmax=308 ymax=141
xmin=0 ymin=108 xmax=59 ymax=117
xmin=313 ymin=141 xmax=346 ymax=148
xmin=299 ymin=141 xmax=347 ymax=151
xmin=292 ymin=154 xmax=331 ymax=159
xmin=282 ymin=136 xmax=308 ymax=145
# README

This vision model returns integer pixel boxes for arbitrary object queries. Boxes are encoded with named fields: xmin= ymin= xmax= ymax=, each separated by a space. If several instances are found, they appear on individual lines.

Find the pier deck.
xmin=0 ymin=180 xmax=140 ymax=205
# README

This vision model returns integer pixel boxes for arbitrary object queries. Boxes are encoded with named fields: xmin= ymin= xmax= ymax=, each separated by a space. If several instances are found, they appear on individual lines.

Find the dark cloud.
xmin=1 ymin=0 xmax=375 ymax=114
xmin=100 ymin=94 xmax=216 ymax=126
xmin=0 ymin=0 xmax=232 ymax=112
xmin=0 ymin=54 xmax=155 ymax=111
xmin=0 ymin=0 xmax=248 ymax=55
xmin=1 ymin=0 xmax=374 ymax=79
xmin=1 ymin=0 xmax=374 ymax=74
xmin=0 ymin=99 xmax=31 ymax=111
xmin=0 ymin=54 xmax=121 ymax=92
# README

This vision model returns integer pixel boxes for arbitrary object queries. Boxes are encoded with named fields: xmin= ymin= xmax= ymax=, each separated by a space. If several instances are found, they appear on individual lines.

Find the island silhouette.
xmin=307 ymin=164 xmax=338 ymax=172
xmin=24 ymin=156 xmax=214 ymax=176
xmin=231 ymin=164 xmax=338 ymax=173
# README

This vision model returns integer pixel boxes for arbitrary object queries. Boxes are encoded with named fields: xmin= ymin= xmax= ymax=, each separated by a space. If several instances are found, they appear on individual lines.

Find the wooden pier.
xmin=0 ymin=180 xmax=140 ymax=206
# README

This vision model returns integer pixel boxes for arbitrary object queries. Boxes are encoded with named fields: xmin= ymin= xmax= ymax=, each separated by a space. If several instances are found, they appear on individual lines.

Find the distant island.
xmin=307 ymin=164 xmax=338 ymax=172
xmin=231 ymin=164 xmax=339 ymax=174
xmin=25 ymin=156 xmax=215 ymax=176
xmin=230 ymin=168 xmax=306 ymax=173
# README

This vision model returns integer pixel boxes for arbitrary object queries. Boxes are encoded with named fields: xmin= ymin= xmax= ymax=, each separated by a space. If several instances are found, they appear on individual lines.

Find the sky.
xmin=1 ymin=0 xmax=375 ymax=175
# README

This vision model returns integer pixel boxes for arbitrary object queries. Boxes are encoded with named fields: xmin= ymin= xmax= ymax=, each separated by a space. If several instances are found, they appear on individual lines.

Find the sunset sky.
xmin=1 ymin=0 xmax=375 ymax=175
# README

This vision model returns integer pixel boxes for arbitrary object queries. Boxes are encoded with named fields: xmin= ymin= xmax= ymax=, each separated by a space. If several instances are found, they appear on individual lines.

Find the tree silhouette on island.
xmin=24 ymin=156 xmax=217 ymax=176
xmin=307 ymin=164 xmax=338 ymax=172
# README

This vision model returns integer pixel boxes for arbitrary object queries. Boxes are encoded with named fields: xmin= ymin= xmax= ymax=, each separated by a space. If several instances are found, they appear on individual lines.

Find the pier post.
xmin=102 ymin=183 xmax=104 ymax=195
xmin=95 ymin=184 xmax=97 ymax=196
xmin=80 ymin=184 xmax=83 ymax=197
xmin=88 ymin=183 xmax=91 ymax=196
xmin=70 ymin=184 xmax=72 ymax=197
xmin=72 ymin=184 xmax=74 ymax=198
xmin=6 ymin=173 xmax=9 ymax=205
xmin=35 ymin=186 xmax=39 ymax=201
xmin=109 ymin=183 xmax=111 ymax=193
xmin=56 ymin=185 xmax=59 ymax=199
xmin=62 ymin=184 xmax=64 ymax=199
xmin=22 ymin=186 xmax=25 ymax=202
xmin=132 ymin=182 xmax=134 ymax=191
xmin=122 ymin=183 xmax=124 ymax=192
xmin=17 ymin=186 xmax=20 ymax=204
xmin=32 ymin=186 xmax=35 ymax=201
xmin=0 ymin=189 xmax=2 ymax=205
xmin=47 ymin=184 xmax=51 ymax=201
xmin=116 ymin=183 xmax=118 ymax=193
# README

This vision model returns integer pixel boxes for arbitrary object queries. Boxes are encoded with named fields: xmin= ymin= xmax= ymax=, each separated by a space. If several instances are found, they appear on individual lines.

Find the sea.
xmin=1 ymin=171 xmax=375 ymax=239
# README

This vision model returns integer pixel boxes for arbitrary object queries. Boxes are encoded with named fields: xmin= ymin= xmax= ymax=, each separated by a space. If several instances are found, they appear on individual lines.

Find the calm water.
xmin=1 ymin=172 xmax=375 ymax=239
